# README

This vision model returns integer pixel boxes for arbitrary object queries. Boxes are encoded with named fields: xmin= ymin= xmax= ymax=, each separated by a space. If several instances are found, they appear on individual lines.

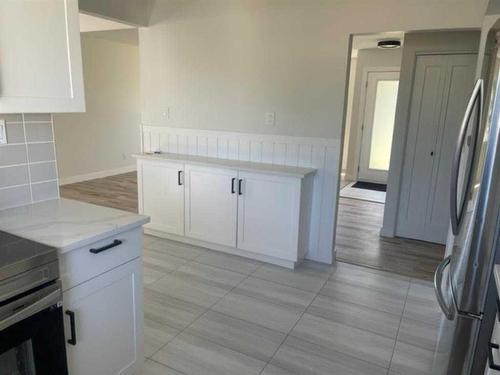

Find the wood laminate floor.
xmin=336 ymin=197 xmax=445 ymax=281
xmin=60 ymin=172 xmax=138 ymax=213
xmin=60 ymin=172 xmax=444 ymax=280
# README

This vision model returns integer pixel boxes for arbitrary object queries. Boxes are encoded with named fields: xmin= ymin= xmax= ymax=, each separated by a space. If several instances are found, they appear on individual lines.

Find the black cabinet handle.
xmin=489 ymin=342 xmax=500 ymax=370
xmin=238 ymin=179 xmax=243 ymax=195
xmin=231 ymin=178 xmax=236 ymax=194
xmin=178 ymin=170 xmax=183 ymax=186
xmin=89 ymin=239 xmax=122 ymax=254
xmin=66 ymin=310 xmax=77 ymax=346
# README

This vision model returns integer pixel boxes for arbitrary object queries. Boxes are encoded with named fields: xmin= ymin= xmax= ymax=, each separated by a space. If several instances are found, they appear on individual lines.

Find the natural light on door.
xmin=369 ymin=80 xmax=399 ymax=170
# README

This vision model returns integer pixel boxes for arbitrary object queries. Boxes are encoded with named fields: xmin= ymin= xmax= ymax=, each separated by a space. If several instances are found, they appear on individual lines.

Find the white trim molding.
xmin=59 ymin=165 xmax=137 ymax=185
xmin=141 ymin=125 xmax=341 ymax=264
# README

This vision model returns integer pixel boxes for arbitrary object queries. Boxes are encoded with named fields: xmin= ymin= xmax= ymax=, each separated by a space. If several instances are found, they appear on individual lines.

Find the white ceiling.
xmin=79 ymin=13 xmax=135 ymax=33
xmin=351 ymin=31 xmax=404 ymax=58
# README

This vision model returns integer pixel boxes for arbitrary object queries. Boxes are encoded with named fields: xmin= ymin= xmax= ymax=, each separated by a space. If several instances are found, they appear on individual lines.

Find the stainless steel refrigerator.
xmin=432 ymin=23 xmax=500 ymax=375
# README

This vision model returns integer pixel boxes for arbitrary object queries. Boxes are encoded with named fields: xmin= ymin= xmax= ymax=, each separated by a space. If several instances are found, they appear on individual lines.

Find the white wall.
xmin=139 ymin=0 xmax=486 ymax=263
xmin=341 ymin=56 xmax=357 ymax=174
xmin=54 ymin=30 xmax=141 ymax=184
xmin=343 ymin=48 xmax=402 ymax=179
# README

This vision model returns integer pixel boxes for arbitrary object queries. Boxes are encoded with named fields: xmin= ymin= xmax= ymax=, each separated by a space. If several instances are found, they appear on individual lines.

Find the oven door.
xmin=0 ymin=282 xmax=68 ymax=375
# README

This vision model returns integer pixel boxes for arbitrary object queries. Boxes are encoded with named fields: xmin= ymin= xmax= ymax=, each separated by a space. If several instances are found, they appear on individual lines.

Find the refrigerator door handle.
xmin=450 ymin=79 xmax=483 ymax=234
xmin=434 ymin=255 xmax=455 ymax=320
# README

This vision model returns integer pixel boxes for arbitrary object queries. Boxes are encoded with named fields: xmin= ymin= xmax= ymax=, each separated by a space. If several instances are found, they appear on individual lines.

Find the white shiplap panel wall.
xmin=141 ymin=126 xmax=340 ymax=264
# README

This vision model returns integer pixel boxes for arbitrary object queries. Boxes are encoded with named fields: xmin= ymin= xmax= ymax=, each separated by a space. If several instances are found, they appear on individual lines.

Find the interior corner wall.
xmin=343 ymin=48 xmax=402 ymax=181
xmin=382 ymin=30 xmax=482 ymax=238
xmin=140 ymin=0 xmax=485 ymax=263
xmin=341 ymin=56 xmax=357 ymax=175
xmin=53 ymin=30 xmax=141 ymax=184
xmin=78 ymin=0 xmax=154 ymax=26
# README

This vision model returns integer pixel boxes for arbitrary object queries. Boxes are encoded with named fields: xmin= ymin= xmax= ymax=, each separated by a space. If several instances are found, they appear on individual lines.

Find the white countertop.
xmin=133 ymin=152 xmax=317 ymax=178
xmin=0 ymin=199 xmax=149 ymax=253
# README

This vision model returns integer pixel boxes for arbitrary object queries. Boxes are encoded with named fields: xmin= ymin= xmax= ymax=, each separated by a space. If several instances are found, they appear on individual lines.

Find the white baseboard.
xmin=59 ymin=165 xmax=136 ymax=185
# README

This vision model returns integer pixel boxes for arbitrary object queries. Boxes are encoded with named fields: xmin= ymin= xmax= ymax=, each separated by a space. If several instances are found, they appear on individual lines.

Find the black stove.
xmin=0 ymin=231 xmax=57 ymax=286
xmin=0 ymin=231 xmax=68 ymax=375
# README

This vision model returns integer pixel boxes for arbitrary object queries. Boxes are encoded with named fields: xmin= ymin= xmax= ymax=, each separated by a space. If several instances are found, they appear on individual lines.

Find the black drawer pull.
xmin=89 ymin=239 xmax=122 ymax=254
xmin=238 ymin=179 xmax=243 ymax=195
xmin=489 ymin=342 xmax=500 ymax=370
xmin=66 ymin=310 xmax=77 ymax=346
xmin=231 ymin=178 xmax=236 ymax=194
xmin=178 ymin=170 xmax=183 ymax=186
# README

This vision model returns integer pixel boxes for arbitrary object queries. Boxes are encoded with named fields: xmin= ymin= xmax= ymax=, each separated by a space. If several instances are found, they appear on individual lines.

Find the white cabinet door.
xmin=237 ymin=171 xmax=301 ymax=260
xmin=397 ymin=53 xmax=476 ymax=244
xmin=139 ymin=160 xmax=184 ymax=236
xmin=184 ymin=164 xmax=237 ymax=247
xmin=0 ymin=0 xmax=85 ymax=113
xmin=63 ymin=258 xmax=143 ymax=375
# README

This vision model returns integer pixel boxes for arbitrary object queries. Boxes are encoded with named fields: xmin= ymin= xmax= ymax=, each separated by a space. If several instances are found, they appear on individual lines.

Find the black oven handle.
xmin=0 ymin=288 xmax=62 ymax=332
xmin=65 ymin=310 xmax=77 ymax=345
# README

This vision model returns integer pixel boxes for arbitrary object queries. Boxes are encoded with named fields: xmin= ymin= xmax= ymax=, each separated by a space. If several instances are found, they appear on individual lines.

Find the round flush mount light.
xmin=377 ymin=40 xmax=401 ymax=49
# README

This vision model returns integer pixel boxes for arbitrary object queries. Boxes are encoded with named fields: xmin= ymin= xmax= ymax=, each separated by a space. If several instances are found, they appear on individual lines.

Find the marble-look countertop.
xmin=133 ymin=152 xmax=317 ymax=178
xmin=0 ymin=199 xmax=149 ymax=253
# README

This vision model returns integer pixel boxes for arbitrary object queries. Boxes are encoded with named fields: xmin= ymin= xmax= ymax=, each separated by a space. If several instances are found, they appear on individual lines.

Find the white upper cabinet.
xmin=0 ymin=0 xmax=85 ymax=113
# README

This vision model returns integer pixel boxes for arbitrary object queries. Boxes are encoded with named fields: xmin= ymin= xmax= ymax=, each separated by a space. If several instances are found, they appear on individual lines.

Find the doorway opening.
xmin=336 ymin=31 xmax=445 ymax=280
xmin=340 ymin=33 xmax=402 ymax=203
xmin=55 ymin=13 xmax=141 ymax=213
xmin=336 ymin=30 xmax=482 ymax=280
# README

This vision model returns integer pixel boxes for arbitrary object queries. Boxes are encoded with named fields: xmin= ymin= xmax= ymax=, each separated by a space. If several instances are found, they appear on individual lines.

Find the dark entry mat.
xmin=352 ymin=181 xmax=387 ymax=192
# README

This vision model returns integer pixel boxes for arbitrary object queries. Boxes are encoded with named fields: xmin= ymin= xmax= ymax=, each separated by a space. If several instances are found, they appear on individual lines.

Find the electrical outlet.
xmin=0 ymin=120 xmax=6 ymax=144
xmin=265 ymin=112 xmax=276 ymax=126
xmin=162 ymin=107 xmax=170 ymax=120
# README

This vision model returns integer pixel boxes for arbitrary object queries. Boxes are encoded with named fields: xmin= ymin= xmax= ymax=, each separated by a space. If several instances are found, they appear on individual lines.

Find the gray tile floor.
xmin=141 ymin=235 xmax=441 ymax=375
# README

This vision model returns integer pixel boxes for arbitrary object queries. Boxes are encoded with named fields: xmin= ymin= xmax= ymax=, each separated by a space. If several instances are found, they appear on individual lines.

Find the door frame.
xmin=354 ymin=66 xmax=401 ymax=183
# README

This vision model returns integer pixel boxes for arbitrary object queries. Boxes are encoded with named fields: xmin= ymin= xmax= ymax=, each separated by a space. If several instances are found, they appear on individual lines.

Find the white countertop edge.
xmin=0 ymin=199 xmax=150 ymax=253
xmin=55 ymin=218 xmax=150 ymax=254
xmin=132 ymin=152 xmax=317 ymax=178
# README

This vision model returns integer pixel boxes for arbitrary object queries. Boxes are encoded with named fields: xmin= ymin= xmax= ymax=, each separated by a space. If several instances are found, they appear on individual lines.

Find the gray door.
xmin=397 ymin=53 xmax=477 ymax=244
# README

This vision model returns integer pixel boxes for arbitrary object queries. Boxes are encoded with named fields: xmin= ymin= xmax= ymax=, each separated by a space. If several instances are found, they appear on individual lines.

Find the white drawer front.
xmin=60 ymin=227 xmax=143 ymax=291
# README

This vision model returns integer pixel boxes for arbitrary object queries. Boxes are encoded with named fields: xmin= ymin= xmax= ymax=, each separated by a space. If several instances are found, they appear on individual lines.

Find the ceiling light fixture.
xmin=377 ymin=40 xmax=401 ymax=49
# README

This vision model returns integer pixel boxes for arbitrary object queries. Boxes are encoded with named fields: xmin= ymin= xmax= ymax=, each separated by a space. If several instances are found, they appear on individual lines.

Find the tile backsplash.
xmin=0 ymin=114 xmax=59 ymax=210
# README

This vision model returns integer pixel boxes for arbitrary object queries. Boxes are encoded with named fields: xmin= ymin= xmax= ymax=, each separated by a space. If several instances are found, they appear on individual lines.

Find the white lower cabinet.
xmin=237 ymin=171 xmax=301 ymax=261
xmin=63 ymin=258 xmax=143 ymax=375
xmin=184 ymin=164 xmax=238 ymax=247
xmin=136 ymin=156 xmax=315 ymax=268
xmin=139 ymin=160 xmax=185 ymax=235
xmin=61 ymin=227 xmax=144 ymax=375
